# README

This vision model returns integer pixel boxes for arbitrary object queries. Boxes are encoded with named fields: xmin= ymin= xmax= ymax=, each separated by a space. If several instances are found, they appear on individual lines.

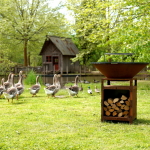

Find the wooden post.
xmin=66 ymin=65 xmax=68 ymax=75
xmin=80 ymin=65 xmax=82 ymax=81
xmin=61 ymin=66 xmax=63 ymax=75
xmin=84 ymin=65 xmax=86 ymax=74
xmin=61 ymin=55 xmax=63 ymax=75
xmin=44 ymin=65 xmax=46 ymax=84
xmin=53 ymin=65 xmax=55 ymax=74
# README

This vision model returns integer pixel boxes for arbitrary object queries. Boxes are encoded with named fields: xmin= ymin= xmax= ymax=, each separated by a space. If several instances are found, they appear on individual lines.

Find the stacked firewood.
xmin=103 ymin=95 xmax=130 ymax=117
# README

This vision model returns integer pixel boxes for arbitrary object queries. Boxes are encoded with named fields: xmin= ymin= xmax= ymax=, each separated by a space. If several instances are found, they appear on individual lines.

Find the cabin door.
xmin=53 ymin=56 xmax=59 ymax=71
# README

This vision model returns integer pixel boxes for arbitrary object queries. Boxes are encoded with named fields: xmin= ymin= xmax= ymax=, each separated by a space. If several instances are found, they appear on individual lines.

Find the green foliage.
xmin=24 ymin=70 xmax=43 ymax=85
xmin=98 ymin=54 xmax=135 ymax=62
xmin=0 ymin=47 xmax=16 ymax=75
xmin=66 ymin=0 xmax=150 ymax=64
xmin=24 ymin=70 xmax=37 ymax=85
xmin=0 ymin=0 xmax=71 ymax=66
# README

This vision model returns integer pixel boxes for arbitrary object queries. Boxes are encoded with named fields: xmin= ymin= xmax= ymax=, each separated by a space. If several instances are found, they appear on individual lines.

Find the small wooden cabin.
xmin=39 ymin=36 xmax=80 ymax=74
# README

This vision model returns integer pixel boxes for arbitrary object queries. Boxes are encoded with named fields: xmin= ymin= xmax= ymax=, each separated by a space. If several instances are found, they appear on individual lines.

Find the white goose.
xmin=29 ymin=75 xmax=41 ymax=97
xmin=3 ymin=74 xmax=18 ymax=103
xmin=0 ymin=78 xmax=5 ymax=98
xmin=15 ymin=70 xmax=23 ymax=87
xmin=16 ymin=73 xmax=24 ymax=100
xmin=55 ymin=74 xmax=61 ymax=90
xmin=68 ymin=75 xmax=79 ymax=96
xmin=3 ymin=73 xmax=12 ymax=90
xmin=44 ymin=74 xmax=60 ymax=97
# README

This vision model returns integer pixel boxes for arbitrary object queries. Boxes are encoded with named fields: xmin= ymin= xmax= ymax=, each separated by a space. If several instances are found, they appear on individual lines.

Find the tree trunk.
xmin=24 ymin=39 xmax=28 ymax=66
xmin=28 ymin=51 xmax=30 ymax=66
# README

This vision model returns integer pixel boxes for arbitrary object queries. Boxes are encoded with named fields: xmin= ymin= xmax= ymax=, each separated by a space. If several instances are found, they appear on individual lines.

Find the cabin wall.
xmin=41 ymin=41 xmax=62 ymax=73
xmin=41 ymin=40 xmax=80 ymax=74
xmin=62 ymin=56 xmax=79 ymax=73
xmin=42 ymin=41 xmax=61 ymax=61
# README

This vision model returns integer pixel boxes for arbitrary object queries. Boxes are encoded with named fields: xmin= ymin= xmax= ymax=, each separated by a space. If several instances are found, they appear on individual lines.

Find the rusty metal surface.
xmin=91 ymin=62 xmax=149 ymax=78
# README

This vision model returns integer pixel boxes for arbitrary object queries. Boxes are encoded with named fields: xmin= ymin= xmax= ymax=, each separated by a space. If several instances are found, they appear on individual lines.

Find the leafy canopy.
xmin=0 ymin=0 xmax=70 ymax=67
xmin=66 ymin=0 xmax=150 ymax=64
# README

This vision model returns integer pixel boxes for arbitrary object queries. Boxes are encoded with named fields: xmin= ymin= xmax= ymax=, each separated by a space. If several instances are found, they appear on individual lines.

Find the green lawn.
xmin=0 ymin=81 xmax=150 ymax=150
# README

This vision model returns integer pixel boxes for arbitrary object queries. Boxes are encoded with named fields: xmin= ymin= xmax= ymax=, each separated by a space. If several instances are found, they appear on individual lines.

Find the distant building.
xmin=39 ymin=36 xmax=80 ymax=74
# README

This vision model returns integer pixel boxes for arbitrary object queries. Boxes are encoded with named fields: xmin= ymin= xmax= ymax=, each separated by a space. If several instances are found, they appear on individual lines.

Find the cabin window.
xmin=46 ymin=56 xmax=51 ymax=62
xmin=53 ymin=57 xmax=58 ymax=64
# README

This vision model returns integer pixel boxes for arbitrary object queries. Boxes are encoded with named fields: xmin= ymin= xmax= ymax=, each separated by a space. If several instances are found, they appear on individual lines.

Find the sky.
xmin=50 ymin=0 xmax=67 ymax=14
xmin=51 ymin=0 xmax=66 ymax=7
xmin=49 ymin=0 xmax=74 ymax=22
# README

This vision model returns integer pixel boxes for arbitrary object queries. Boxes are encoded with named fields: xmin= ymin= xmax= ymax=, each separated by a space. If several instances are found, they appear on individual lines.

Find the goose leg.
xmin=16 ymin=94 xmax=19 ymax=100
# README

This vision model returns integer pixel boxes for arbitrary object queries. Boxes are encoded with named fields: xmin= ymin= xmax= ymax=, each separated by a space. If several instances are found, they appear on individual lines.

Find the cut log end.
xmin=103 ymin=94 xmax=130 ymax=118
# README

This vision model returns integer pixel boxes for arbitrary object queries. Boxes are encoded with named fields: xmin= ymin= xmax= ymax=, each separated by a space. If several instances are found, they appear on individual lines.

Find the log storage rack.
xmin=91 ymin=53 xmax=149 ymax=124
xmin=101 ymin=78 xmax=137 ymax=124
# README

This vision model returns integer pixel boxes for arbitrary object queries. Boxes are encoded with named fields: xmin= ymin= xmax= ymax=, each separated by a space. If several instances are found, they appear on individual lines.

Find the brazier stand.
xmin=101 ymin=78 xmax=137 ymax=124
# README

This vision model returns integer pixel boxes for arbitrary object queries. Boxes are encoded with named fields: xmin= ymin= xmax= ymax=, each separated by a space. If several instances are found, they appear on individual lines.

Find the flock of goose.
xmin=0 ymin=71 xmax=24 ymax=102
xmin=0 ymin=71 xmax=100 ymax=103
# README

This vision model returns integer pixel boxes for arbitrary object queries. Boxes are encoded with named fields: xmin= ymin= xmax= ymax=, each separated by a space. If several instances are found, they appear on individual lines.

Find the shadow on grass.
xmin=103 ymin=118 xmax=150 ymax=125
xmin=133 ymin=118 xmax=150 ymax=125
xmin=103 ymin=120 xmax=131 ymax=124
xmin=12 ymin=101 xmax=25 ymax=105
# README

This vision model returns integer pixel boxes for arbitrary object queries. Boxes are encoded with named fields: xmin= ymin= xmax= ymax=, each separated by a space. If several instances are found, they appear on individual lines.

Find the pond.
xmin=42 ymin=75 xmax=103 ymax=87
xmin=0 ymin=74 xmax=149 ymax=88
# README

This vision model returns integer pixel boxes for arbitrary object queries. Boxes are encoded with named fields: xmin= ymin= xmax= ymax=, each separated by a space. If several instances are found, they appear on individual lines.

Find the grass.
xmin=0 ymin=81 xmax=150 ymax=150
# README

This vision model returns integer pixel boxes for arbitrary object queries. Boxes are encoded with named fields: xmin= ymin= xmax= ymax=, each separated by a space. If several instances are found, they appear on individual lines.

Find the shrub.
xmin=24 ymin=70 xmax=43 ymax=85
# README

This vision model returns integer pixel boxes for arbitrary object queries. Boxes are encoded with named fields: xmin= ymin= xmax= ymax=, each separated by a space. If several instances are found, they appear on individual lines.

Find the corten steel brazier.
xmin=91 ymin=62 xmax=148 ymax=79
xmin=91 ymin=54 xmax=149 ymax=123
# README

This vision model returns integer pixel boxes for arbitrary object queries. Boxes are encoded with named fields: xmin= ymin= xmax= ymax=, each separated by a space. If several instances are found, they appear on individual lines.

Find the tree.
xmin=66 ymin=0 xmax=150 ymax=64
xmin=0 ymin=42 xmax=16 ymax=75
xmin=0 ymin=0 xmax=70 ymax=66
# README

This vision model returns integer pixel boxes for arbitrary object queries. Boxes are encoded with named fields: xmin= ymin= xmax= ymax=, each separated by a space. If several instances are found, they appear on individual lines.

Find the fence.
xmin=13 ymin=66 xmax=43 ymax=74
xmin=12 ymin=65 xmax=99 ymax=75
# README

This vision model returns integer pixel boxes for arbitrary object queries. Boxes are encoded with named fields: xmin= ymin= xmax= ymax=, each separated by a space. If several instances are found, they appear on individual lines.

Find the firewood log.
xmin=120 ymin=100 xmax=124 ymax=104
xmin=123 ymin=110 xmax=129 ymax=115
xmin=104 ymin=107 xmax=107 ymax=111
xmin=125 ymin=100 xmax=130 ymax=106
xmin=114 ymin=106 xmax=120 ymax=111
xmin=103 ymin=95 xmax=131 ymax=118
xmin=112 ymin=111 xmax=117 ymax=116
xmin=104 ymin=101 xmax=109 ymax=106
xmin=108 ymin=98 xmax=113 ymax=104
xmin=121 ymin=104 xmax=125 ymax=109
xmin=111 ymin=104 xmax=117 ymax=109
xmin=124 ymin=105 xmax=130 ymax=110
xmin=107 ymin=106 xmax=112 ymax=109
xmin=109 ymin=108 xmax=114 ymax=112
xmin=117 ymin=109 xmax=122 ymax=113
xmin=105 ymin=111 xmax=111 ymax=116
xmin=116 ymin=102 xmax=122 ymax=107
xmin=118 ymin=112 xmax=123 ymax=117
xmin=121 ymin=95 xmax=128 ymax=100
xmin=113 ymin=98 xmax=119 ymax=103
